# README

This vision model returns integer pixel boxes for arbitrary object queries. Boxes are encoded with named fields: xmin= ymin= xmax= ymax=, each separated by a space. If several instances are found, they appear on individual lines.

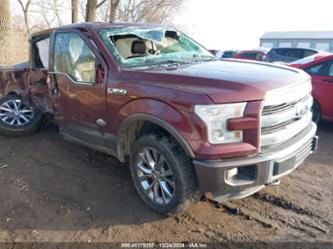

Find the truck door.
xmin=48 ymin=31 xmax=111 ymax=151
xmin=29 ymin=35 xmax=50 ymax=112
xmin=305 ymin=59 xmax=333 ymax=120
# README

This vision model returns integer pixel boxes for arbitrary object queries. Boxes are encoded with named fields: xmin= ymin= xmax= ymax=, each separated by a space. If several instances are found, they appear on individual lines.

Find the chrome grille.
xmin=295 ymin=139 xmax=312 ymax=166
xmin=262 ymin=97 xmax=307 ymax=116
xmin=261 ymin=79 xmax=313 ymax=149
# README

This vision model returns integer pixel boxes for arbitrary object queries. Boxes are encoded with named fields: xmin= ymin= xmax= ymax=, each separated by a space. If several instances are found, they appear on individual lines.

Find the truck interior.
xmin=98 ymin=27 xmax=214 ymax=67
xmin=110 ymin=31 xmax=179 ymax=60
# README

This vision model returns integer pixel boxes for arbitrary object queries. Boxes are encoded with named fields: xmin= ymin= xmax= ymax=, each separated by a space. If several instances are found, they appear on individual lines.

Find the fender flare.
xmin=119 ymin=113 xmax=195 ymax=158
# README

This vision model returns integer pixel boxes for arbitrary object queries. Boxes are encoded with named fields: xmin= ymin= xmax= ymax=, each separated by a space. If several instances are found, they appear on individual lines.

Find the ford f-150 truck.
xmin=0 ymin=22 xmax=318 ymax=215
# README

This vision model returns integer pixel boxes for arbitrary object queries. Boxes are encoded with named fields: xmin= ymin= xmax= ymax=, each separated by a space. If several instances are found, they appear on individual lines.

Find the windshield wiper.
xmin=126 ymin=58 xmax=193 ymax=68
xmin=191 ymin=54 xmax=217 ymax=62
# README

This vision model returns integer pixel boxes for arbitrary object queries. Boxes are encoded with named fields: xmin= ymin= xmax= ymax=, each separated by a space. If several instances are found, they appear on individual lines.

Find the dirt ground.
xmin=0 ymin=122 xmax=332 ymax=244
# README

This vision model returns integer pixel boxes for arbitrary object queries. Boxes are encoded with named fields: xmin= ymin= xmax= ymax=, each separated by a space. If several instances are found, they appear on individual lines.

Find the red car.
xmin=234 ymin=50 xmax=266 ymax=61
xmin=289 ymin=53 xmax=333 ymax=123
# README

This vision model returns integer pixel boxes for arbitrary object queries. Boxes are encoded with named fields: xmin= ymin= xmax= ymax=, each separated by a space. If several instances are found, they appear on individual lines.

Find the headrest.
xmin=131 ymin=40 xmax=146 ymax=54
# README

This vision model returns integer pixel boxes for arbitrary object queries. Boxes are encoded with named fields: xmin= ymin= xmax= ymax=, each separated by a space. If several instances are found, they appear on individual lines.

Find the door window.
xmin=303 ymin=49 xmax=317 ymax=58
xmin=54 ymin=32 xmax=100 ymax=84
xmin=284 ymin=49 xmax=302 ymax=59
xmin=240 ymin=52 xmax=257 ymax=59
xmin=305 ymin=60 xmax=333 ymax=77
xmin=32 ymin=37 xmax=50 ymax=68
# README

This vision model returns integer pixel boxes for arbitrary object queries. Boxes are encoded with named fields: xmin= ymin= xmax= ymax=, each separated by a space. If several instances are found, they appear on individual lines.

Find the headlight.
xmin=194 ymin=103 xmax=247 ymax=144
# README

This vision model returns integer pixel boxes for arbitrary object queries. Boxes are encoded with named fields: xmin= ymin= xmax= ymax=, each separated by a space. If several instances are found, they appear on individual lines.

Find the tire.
xmin=129 ymin=134 xmax=198 ymax=215
xmin=0 ymin=95 xmax=42 ymax=137
xmin=312 ymin=101 xmax=321 ymax=124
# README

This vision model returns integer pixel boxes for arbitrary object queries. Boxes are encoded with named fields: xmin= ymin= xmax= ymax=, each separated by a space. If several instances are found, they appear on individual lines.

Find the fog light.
xmin=225 ymin=165 xmax=257 ymax=186
xmin=226 ymin=168 xmax=238 ymax=179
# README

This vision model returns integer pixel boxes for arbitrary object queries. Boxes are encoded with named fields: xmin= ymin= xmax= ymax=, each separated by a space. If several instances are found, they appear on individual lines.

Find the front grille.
xmin=260 ymin=79 xmax=313 ymax=149
xmin=261 ymin=119 xmax=295 ymax=134
xmin=262 ymin=97 xmax=306 ymax=116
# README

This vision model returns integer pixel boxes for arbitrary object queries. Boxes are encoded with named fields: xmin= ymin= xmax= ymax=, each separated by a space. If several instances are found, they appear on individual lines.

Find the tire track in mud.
xmin=184 ymin=198 xmax=279 ymax=241
xmin=252 ymin=192 xmax=332 ymax=227
xmin=203 ymin=192 xmax=331 ymax=240
xmin=174 ymin=211 xmax=229 ymax=242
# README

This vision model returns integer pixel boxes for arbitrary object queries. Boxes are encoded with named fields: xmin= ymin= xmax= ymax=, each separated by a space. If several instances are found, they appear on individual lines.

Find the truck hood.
xmin=127 ymin=59 xmax=310 ymax=104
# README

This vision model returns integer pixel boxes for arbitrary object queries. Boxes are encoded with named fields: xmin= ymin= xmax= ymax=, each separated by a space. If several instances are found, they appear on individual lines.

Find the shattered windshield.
xmin=98 ymin=27 xmax=215 ymax=68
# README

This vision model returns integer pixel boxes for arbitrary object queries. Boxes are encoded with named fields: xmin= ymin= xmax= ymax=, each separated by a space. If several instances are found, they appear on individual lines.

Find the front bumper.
xmin=193 ymin=122 xmax=318 ymax=203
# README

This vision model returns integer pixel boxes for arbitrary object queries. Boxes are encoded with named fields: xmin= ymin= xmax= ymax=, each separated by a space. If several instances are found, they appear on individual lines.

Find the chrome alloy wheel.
xmin=136 ymin=147 xmax=176 ymax=205
xmin=0 ymin=99 xmax=35 ymax=127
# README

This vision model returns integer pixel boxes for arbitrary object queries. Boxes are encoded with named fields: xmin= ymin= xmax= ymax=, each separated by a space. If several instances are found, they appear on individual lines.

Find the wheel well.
xmin=117 ymin=120 xmax=190 ymax=163
xmin=6 ymin=92 xmax=19 ymax=97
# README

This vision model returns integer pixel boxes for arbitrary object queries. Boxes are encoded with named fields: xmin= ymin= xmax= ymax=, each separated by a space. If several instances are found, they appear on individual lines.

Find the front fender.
xmin=115 ymin=99 xmax=201 ymax=158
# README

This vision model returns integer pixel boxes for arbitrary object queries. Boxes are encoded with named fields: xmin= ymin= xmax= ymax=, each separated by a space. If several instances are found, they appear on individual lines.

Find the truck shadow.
xmin=317 ymin=121 xmax=332 ymax=132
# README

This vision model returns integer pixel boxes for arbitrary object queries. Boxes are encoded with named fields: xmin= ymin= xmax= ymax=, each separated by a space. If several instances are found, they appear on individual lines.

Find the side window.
xmin=273 ymin=49 xmax=286 ymax=56
xmin=305 ymin=60 xmax=333 ymax=76
xmin=329 ymin=62 xmax=333 ymax=76
xmin=256 ymin=53 xmax=264 ymax=60
xmin=54 ymin=32 xmax=100 ymax=84
xmin=242 ymin=53 xmax=256 ymax=59
xmin=284 ymin=49 xmax=302 ymax=59
xmin=303 ymin=50 xmax=316 ymax=58
xmin=32 ymin=37 xmax=50 ymax=68
xmin=305 ymin=64 xmax=323 ymax=75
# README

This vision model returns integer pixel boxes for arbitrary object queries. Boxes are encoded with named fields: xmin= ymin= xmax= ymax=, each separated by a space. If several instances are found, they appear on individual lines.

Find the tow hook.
xmin=266 ymin=180 xmax=280 ymax=186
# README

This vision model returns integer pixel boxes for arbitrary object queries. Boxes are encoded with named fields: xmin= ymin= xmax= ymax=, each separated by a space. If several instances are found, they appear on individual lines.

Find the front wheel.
xmin=129 ymin=134 xmax=198 ymax=215
xmin=0 ymin=95 xmax=42 ymax=137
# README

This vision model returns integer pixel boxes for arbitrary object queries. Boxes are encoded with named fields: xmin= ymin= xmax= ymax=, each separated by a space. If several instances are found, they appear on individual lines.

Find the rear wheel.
xmin=312 ymin=101 xmax=321 ymax=124
xmin=129 ymin=134 xmax=198 ymax=215
xmin=0 ymin=95 xmax=42 ymax=137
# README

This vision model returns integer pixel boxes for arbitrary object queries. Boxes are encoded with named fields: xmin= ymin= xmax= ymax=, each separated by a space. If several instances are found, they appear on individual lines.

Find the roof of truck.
xmin=31 ymin=28 xmax=54 ymax=38
xmin=31 ymin=22 xmax=167 ymax=38
xmin=56 ymin=22 xmax=165 ymax=31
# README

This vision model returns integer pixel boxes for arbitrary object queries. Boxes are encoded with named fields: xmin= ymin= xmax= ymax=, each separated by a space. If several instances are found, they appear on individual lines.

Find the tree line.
xmin=0 ymin=0 xmax=185 ymax=65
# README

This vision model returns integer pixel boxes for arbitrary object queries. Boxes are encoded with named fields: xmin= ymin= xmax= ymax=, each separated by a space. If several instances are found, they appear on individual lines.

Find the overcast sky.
xmin=174 ymin=0 xmax=333 ymax=50
xmin=10 ymin=0 xmax=333 ymax=51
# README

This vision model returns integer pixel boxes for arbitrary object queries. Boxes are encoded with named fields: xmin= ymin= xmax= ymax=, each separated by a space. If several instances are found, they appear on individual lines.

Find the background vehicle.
xmin=264 ymin=47 xmax=319 ymax=63
xmin=0 ymin=22 xmax=318 ymax=215
xmin=208 ymin=49 xmax=218 ymax=56
xmin=289 ymin=53 xmax=333 ymax=123
xmin=234 ymin=50 xmax=266 ymax=61
xmin=216 ymin=50 xmax=238 ymax=59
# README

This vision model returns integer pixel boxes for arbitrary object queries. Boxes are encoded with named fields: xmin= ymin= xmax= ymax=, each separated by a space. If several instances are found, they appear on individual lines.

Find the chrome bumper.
xmin=193 ymin=122 xmax=318 ymax=203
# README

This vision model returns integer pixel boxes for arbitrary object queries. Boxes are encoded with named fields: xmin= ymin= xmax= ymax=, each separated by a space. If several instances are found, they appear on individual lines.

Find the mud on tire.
xmin=129 ymin=134 xmax=199 ymax=216
xmin=0 ymin=95 xmax=42 ymax=137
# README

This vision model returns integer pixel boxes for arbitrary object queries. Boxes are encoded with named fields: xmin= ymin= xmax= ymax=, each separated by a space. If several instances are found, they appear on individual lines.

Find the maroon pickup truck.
xmin=0 ymin=22 xmax=318 ymax=215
